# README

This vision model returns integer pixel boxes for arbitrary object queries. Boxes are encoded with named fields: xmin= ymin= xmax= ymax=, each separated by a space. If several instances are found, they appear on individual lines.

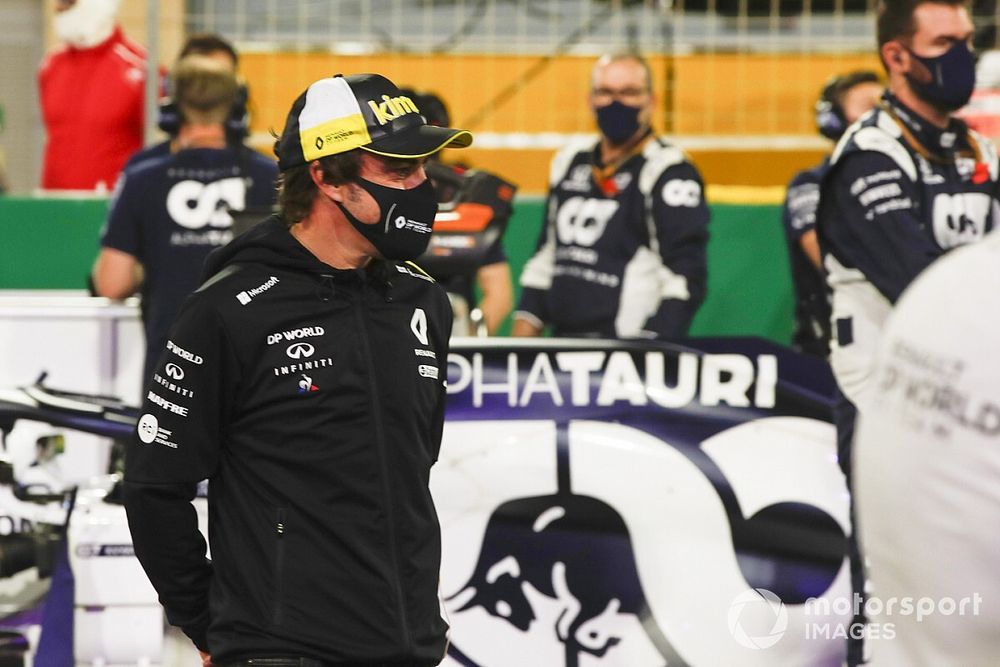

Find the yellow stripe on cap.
xmin=297 ymin=77 xmax=373 ymax=161
xmin=302 ymin=114 xmax=371 ymax=161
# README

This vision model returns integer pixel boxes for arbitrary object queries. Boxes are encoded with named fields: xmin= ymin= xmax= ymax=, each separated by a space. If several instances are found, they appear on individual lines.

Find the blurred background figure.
xmin=91 ymin=55 xmax=278 ymax=386
xmin=39 ymin=0 xmax=159 ymax=191
xmin=125 ymin=33 xmax=244 ymax=170
xmin=956 ymin=48 xmax=1000 ymax=138
xmin=513 ymin=53 xmax=709 ymax=340
xmin=782 ymin=70 xmax=882 ymax=357
xmin=405 ymin=88 xmax=516 ymax=336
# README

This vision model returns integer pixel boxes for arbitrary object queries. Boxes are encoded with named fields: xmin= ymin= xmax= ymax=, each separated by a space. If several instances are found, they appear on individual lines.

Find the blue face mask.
xmin=595 ymin=100 xmax=644 ymax=144
xmin=905 ymin=40 xmax=977 ymax=112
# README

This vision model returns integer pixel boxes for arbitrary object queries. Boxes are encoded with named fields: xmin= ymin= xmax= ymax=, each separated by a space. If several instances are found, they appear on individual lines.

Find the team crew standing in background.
xmin=513 ymin=53 xmax=710 ymax=340
xmin=817 ymin=0 xmax=1000 ymax=664
xmin=91 ymin=55 xmax=278 ymax=386
xmin=403 ymin=88 xmax=517 ymax=336
xmin=124 ymin=33 xmax=245 ymax=171
xmin=782 ymin=70 xmax=882 ymax=358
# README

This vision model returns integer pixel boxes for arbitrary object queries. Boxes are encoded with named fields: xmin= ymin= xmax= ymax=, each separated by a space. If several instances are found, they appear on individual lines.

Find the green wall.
xmin=1 ymin=197 xmax=108 ymax=289
xmin=0 ymin=196 xmax=794 ymax=344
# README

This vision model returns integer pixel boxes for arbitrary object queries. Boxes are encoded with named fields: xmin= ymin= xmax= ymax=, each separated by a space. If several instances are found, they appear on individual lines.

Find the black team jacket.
xmin=123 ymin=216 xmax=452 ymax=664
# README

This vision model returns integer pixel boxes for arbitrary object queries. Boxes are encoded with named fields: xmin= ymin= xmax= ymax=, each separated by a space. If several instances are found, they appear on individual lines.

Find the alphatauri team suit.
xmin=817 ymin=91 xmax=1000 ymax=667
xmin=516 ymin=135 xmax=709 ymax=338
xmin=123 ymin=216 xmax=452 ymax=664
xmin=819 ymin=92 xmax=999 ymax=458
xmin=781 ymin=160 xmax=832 ymax=357
xmin=101 ymin=146 xmax=278 ymax=386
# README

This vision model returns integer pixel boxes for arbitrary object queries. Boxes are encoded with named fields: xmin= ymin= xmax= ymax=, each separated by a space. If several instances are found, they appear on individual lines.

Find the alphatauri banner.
xmin=435 ymin=338 xmax=850 ymax=667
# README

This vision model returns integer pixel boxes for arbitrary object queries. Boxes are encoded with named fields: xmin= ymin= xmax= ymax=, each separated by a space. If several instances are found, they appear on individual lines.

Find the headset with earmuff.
xmin=815 ymin=70 xmax=882 ymax=141
xmin=157 ymin=81 xmax=250 ymax=143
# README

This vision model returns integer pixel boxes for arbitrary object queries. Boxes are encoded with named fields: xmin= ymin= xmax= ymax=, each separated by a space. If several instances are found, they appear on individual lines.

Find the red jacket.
xmin=39 ymin=27 xmax=154 ymax=190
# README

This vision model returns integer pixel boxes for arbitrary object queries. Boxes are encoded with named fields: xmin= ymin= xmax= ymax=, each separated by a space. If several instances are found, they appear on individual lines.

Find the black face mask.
xmin=595 ymin=100 xmax=644 ymax=144
xmin=905 ymin=41 xmax=977 ymax=112
xmin=336 ymin=177 xmax=439 ymax=261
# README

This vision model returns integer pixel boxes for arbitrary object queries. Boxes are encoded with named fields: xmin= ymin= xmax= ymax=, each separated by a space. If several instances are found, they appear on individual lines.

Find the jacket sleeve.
xmin=514 ymin=193 xmax=558 ymax=329
xmin=783 ymin=169 xmax=823 ymax=242
xmin=642 ymin=161 xmax=710 ymax=338
xmin=122 ymin=293 xmax=240 ymax=651
xmin=431 ymin=289 xmax=453 ymax=464
xmin=818 ymin=151 xmax=941 ymax=303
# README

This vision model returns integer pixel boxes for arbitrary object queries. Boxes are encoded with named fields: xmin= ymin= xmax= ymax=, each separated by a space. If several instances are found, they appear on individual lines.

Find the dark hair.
xmin=877 ymin=0 xmax=968 ymax=55
xmin=815 ymin=70 xmax=882 ymax=139
xmin=276 ymin=150 xmax=361 ymax=225
xmin=180 ymin=33 xmax=239 ymax=68
xmin=828 ymin=70 xmax=882 ymax=110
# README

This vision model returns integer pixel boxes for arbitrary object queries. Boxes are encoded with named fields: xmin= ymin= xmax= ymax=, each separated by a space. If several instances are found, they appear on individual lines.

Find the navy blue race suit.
xmin=817 ymin=91 xmax=1000 ymax=667
xmin=818 ymin=92 xmax=999 ymax=418
xmin=516 ymin=135 xmax=709 ymax=338
xmin=782 ymin=160 xmax=832 ymax=357
xmin=101 ymin=146 xmax=278 ymax=385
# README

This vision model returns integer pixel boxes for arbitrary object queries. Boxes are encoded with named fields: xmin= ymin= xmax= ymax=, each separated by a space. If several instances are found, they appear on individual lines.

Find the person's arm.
xmin=475 ymin=260 xmax=513 ymax=335
xmin=800 ymin=230 xmax=822 ymax=269
xmin=512 ymin=195 xmax=557 ymax=337
xmin=819 ymin=152 xmax=942 ymax=303
xmin=430 ymin=290 xmax=454 ymax=462
xmin=94 ymin=170 xmax=144 ymax=297
xmin=92 ymin=247 xmax=142 ymax=298
xmin=783 ymin=173 xmax=824 ymax=270
xmin=122 ymin=294 xmax=239 ymax=653
xmin=641 ymin=162 xmax=710 ymax=338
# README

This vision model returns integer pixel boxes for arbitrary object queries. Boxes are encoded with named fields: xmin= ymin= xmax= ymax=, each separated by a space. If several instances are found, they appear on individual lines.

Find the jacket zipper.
xmin=273 ymin=508 xmax=286 ymax=625
xmin=354 ymin=288 xmax=413 ymax=651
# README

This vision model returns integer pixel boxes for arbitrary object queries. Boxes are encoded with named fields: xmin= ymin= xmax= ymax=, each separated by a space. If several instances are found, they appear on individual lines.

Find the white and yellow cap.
xmin=276 ymin=73 xmax=473 ymax=171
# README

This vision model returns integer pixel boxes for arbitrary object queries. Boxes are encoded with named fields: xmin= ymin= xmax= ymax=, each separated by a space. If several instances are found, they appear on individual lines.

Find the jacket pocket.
xmin=272 ymin=507 xmax=287 ymax=626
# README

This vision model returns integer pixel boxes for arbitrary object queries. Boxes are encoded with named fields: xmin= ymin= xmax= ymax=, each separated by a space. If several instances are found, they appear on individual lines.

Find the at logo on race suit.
xmin=931 ymin=192 xmax=991 ymax=249
xmin=434 ymin=339 xmax=850 ymax=667
xmin=286 ymin=342 xmax=315 ymax=359
xmin=555 ymin=197 xmax=619 ymax=247
xmin=166 ymin=177 xmax=247 ymax=229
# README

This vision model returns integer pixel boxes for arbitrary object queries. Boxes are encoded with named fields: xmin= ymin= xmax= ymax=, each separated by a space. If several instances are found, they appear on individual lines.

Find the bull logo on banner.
xmin=434 ymin=340 xmax=852 ymax=667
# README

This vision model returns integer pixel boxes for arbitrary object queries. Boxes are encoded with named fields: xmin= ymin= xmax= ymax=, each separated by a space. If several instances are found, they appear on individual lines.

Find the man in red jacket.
xmin=39 ymin=0 xmax=158 ymax=190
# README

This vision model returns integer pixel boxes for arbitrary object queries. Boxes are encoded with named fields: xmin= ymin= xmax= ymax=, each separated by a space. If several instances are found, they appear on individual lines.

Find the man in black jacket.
xmin=122 ymin=73 xmax=472 ymax=666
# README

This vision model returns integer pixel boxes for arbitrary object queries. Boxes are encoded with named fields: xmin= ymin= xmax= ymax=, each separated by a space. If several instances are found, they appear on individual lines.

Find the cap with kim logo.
xmin=275 ymin=73 xmax=473 ymax=171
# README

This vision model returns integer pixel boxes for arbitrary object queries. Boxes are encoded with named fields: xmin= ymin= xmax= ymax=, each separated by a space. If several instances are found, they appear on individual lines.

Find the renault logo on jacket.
xmin=286 ymin=342 xmax=315 ymax=359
